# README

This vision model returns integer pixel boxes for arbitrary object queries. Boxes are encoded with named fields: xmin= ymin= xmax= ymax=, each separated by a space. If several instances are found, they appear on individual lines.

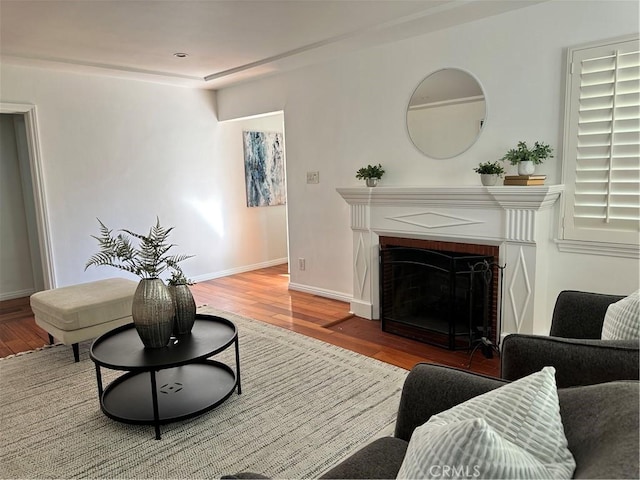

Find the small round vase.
xmin=169 ymin=284 xmax=197 ymax=335
xmin=480 ymin=174 xmax=499 ymax=186
xmin=365 ymin=178 xmax=379 ymax=187
xmin=132 ymin=278 xmax=175 ymax=348
xmin=518 ymin=161 xmax=535 ymax=175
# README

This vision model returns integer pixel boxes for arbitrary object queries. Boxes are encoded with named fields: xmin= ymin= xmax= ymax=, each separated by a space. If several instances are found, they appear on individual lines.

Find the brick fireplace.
xmin=337 ymin=185 xmax=563 ymax=341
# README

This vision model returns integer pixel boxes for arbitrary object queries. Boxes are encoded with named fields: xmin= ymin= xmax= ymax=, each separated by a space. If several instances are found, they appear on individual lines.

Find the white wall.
xmin=217 ymin=0 xmax=640 ymax=324
xmin=0 ymin=65 xmax=287 ymax=288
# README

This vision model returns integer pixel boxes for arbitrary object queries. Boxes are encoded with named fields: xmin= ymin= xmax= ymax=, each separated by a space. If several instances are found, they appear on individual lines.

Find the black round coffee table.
xmin=90 ymin=314 xmax=241 ymax=440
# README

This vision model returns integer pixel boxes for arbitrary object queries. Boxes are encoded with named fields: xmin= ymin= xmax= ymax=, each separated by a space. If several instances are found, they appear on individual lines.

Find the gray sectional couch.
xmin=225 ymin=291 xmax=639 ymax=479
xmin=323 ymin=363 xmax=639 ymax=479
xmin=226 ymin=363 xmax=639 ymax=479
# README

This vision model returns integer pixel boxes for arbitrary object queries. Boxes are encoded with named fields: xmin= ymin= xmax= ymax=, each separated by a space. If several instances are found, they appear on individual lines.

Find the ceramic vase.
xmin=480 ymin=174 xmax=498 ymax=186
xmin=132 ymin=278 xmax=175 ymax=348
xmin=169 ymin=284 xmax=197 ymax=335
xmin=518 ymin=161 xmax=535 ymax=175
xmin=366 ymin=178 xmax=379 ymax=187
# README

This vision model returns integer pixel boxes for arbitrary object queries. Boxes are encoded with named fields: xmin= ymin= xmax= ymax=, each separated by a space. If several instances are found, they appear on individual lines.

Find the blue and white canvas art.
xmin=243 ymin=131 xmax=286 ymax=207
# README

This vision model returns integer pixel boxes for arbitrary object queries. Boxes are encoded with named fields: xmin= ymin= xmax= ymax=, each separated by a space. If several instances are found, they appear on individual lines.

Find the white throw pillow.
xmin=397 ymin=367 xmax=575 ymax=480
xmin=601 ymin=290 xmax=640 ymax=340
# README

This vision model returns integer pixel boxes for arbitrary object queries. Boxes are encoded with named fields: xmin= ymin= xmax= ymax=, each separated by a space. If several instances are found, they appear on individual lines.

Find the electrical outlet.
xmin=306 ymin=171 xmax=319 ymax=184
xmin=298 ymin=258 xmax=306 ymax=271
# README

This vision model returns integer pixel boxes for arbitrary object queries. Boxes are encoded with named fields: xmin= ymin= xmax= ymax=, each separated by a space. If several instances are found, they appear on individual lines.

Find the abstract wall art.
xmin=243 ymin=131 xmax=286 ymax=207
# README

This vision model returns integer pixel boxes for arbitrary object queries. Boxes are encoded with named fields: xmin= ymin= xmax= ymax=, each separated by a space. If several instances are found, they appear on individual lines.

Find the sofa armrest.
xmin=393 ymin=363 xmax=506 ymax=442
xmin=501 ymin=334 xmax=639 ymax=388
xmin=559 ymin=381 xmax=640 ymax=479
xmin=550 ymin=290 xmax=624 ymax=339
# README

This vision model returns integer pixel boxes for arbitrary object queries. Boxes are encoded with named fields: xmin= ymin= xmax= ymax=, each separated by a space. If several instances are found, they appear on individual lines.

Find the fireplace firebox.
xmin=379 ymin=239 xmax=498 ymax=351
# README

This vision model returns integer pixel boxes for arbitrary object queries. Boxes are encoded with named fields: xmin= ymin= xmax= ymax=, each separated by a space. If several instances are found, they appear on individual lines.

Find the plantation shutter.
xmin=563 ymin=37 xmax=640 ymax=245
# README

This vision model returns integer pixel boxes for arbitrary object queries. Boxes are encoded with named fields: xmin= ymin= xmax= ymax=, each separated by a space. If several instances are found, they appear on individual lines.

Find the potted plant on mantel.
xmin=500 ymin=141 xmax=553 ymax=175
xmin=473 ymin=161 xmax=505 ymax=186
xmin=85 ymin=218 xmax=194 ymax=348
xmin=356 ymin=163 xmax=385 ymax=187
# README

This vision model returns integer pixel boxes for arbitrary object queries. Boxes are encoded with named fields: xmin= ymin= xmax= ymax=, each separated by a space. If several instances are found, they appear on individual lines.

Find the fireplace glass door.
xmin=379 ymin=246 xmax=494 ymax=350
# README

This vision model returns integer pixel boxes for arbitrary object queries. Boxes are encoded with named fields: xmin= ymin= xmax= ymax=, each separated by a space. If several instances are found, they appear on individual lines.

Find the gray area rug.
xmin=0 ymin=306 xmax=407 ymax=479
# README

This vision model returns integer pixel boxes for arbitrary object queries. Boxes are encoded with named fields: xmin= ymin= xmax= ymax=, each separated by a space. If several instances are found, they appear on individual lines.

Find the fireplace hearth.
xmin=380 ymin=238 xmax=497 ymax=350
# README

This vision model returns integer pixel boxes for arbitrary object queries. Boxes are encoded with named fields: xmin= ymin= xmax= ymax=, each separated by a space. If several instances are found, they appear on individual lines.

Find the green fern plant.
xmin=166 ymin=265 xmax=194 ymax=286
xmin=85 ymin=218 xmax=193 ymax=279
xmin=355 ymin=164 xmax=385 ymax=180
xmin=500 ymin=141 xmax=554 ymax=165
xmin=473 ymin=161 xmax=505 ymax=176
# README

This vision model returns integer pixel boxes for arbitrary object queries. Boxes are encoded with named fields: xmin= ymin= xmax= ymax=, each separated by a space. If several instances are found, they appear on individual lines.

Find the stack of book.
xmin=503 ymin=175 xmax=546 ymax=186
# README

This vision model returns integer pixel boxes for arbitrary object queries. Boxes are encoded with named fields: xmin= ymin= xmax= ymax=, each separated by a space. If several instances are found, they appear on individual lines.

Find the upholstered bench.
xmin=30 ymin=278 xmax=137 ymax=362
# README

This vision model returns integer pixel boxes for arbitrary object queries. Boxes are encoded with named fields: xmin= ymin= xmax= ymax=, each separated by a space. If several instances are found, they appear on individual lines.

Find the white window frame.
xmin=557 ymin=35 xmax=640 ymax=259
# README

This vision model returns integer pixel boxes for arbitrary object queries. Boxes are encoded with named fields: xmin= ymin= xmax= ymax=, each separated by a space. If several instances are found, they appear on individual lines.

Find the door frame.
xmin=1 ymin=102 xmax=55 ymax=289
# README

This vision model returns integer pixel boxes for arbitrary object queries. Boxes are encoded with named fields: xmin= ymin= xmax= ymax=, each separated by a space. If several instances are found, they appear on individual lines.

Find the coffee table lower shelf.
xmin=101 ymin=360 xmax=237 ymax=430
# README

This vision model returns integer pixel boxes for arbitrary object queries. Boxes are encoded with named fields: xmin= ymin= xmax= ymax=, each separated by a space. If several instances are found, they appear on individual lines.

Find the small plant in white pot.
xmin=473 ymin=161 xmax=505 ymax=186
xmin=356 ymin=164 xmax=385 ymax=187
xmin=500 ymin=141 xmax=553 ymax=175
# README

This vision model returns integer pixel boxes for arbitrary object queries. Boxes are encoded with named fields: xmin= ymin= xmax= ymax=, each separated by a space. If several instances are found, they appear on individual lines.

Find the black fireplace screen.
xmin=379 ymin=246 xmax=494 ymax=350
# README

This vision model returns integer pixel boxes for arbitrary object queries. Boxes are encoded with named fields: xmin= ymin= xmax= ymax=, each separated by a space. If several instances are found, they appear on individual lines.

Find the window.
xmin=561 ymin=36 xmax=639 ymax=253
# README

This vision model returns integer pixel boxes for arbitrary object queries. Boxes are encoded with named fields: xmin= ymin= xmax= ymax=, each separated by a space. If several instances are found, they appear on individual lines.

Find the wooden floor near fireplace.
xmin=0 ymin=264 xmax=500 ymax=376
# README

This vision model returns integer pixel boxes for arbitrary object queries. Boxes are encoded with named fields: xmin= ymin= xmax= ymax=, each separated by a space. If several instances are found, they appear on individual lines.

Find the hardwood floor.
xmin=0 ymin=264 xmax=500 ymax=376
xmin=0 ymin=296 xmax=50 ymax=358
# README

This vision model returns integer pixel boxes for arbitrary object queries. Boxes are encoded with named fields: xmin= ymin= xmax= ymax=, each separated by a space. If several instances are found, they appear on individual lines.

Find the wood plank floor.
xmin=0 ymin=264 xmax=500 ymax=376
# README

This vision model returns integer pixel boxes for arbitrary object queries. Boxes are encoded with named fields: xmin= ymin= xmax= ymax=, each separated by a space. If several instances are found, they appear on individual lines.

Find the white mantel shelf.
xmin=336 ymin=185 xmax=564 ymax=210
xmin=337 ymin=184 xmax=565 ymax=338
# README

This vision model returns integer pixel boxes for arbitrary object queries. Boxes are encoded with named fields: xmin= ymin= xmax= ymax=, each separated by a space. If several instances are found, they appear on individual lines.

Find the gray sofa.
xmin=225 ymin=291 xmax=639 ymax=479
xmin=226 ymin=363 xmax=639 ymax=479
xmin=319 ymin=363 xmax=639 ymax=479
xmin=501 ymin=290 xmax=639 ymax=387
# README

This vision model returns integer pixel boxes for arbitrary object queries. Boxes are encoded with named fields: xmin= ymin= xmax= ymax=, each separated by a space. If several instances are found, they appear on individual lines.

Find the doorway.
xmin=218 ymin=111 xmax=290 ymax=274
xmin=0 ymin=104 xmax=54 ymax=298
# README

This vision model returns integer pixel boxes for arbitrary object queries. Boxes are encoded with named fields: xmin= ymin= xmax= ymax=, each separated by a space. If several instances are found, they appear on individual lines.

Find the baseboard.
xmin=350 ymin=299 xmax=374 ymax=320
xmin=287 ymin=282 xmax=352 ymax=304
xmin=191 ymin=258 xmax=288 ymax=283
xmin=0 ymin=287 xmax=36 ymax=301
xmin=191 ymin=261 xmax=353 ymax=307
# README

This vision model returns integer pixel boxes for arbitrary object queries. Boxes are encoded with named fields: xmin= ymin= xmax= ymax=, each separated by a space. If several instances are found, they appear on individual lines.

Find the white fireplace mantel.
xmin=337 ymin=185 xmax=564 ymax=338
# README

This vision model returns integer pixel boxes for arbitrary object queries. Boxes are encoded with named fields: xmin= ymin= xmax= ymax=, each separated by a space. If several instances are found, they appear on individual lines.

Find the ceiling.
xmin=0 ymin=0 xmax=545 ymax=90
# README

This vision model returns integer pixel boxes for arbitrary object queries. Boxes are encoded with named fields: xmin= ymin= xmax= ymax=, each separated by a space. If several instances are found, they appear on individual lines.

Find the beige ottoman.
xmin=30 ymin=278 xmax=137 ymax=362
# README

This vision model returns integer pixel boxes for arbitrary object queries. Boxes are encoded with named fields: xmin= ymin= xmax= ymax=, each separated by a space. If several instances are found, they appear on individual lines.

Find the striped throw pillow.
xmin=397 ymin=367 xmax=575 ymax=480
xmin=602 ymin=290 xmax=640 ymax=340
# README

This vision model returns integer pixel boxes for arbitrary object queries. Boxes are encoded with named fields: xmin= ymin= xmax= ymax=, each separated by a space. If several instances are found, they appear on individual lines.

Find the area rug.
xmin=0 ymin=306 xmax=408 ymax=479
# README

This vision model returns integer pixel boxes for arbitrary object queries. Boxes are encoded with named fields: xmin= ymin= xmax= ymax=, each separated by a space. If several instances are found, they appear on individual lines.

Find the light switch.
xmin=306 ymin=171 xmax=319 ymax=184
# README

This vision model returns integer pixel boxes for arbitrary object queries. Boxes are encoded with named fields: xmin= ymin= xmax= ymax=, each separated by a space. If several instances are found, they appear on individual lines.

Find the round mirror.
xmin=407 ymin=68 xmax=486 ymax=159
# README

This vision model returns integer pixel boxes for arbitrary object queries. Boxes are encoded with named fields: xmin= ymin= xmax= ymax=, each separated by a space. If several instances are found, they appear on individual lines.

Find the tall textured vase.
xmin=169 ymin=284 xmax=197 ymax=335
xmin=132 ymin=278 xmax=175 ymax=348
